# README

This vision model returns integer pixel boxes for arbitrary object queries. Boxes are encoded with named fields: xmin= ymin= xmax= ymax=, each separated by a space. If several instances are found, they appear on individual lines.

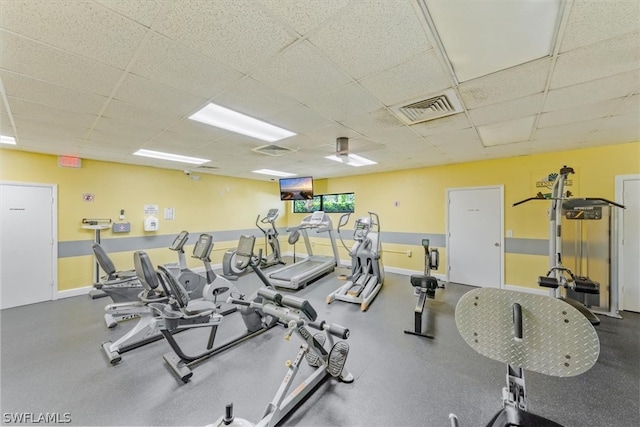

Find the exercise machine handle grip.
xmin=512 ymin=303 xmax=523 ymax=342
xmin=226 ymin=297 xmax=251 ymax=307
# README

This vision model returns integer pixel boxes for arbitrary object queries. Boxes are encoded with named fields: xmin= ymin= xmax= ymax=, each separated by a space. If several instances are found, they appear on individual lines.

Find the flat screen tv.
xmin=279 ymin=176 xmax=314 ymax=200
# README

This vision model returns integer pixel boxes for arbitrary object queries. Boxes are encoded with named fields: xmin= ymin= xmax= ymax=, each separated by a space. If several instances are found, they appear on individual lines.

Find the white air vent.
xmin=252 ymin=144 xmax=297 ymax=156
xmin=390 ymin=89 xmax=463 ymax=125
xmin=195 ymin=165 xmax=219 ymax=170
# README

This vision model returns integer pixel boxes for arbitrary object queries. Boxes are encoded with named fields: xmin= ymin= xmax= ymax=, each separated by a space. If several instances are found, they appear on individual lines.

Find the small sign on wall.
xmin=144 ymin=204 xmax=159 ymax=215
xmin=82 ymin=193 xmax=95 ymax=202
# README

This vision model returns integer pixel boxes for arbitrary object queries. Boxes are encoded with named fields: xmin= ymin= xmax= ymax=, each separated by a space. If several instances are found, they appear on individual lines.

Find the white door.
xmin=619 ymin=177 xmax=640 ymax=312
xmin=447 ymin=186 xmax=503 ymax=288
xmin=0 ymin=183 xmax=57 ymax=309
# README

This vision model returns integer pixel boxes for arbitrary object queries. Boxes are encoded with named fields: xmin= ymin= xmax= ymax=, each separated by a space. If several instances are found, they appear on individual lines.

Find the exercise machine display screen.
xmin=193 ymin=234 xmax=212 ymax=259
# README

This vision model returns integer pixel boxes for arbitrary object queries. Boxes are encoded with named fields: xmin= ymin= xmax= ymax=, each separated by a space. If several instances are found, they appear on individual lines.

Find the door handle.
xmin=494 ymin=243 xmax=500 ymax=247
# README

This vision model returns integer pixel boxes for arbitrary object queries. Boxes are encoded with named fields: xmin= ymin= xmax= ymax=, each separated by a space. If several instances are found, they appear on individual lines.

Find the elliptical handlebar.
xmin=336 ymin=213 xmax=353 ymax=255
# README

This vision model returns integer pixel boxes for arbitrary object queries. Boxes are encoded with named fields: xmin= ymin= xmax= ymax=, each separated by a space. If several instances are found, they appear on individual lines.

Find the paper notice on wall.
xmin=164 ymin=207 xmax=175 ymax=220
xmin=144 ymin=204 xmax=159 ymax=215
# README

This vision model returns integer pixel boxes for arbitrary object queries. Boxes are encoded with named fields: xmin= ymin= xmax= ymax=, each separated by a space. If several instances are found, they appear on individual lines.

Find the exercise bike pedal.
xmin=327 ymin=341 xmax=349 ymax=378
xmin=305 ymin=333 xmax=326 ymax=367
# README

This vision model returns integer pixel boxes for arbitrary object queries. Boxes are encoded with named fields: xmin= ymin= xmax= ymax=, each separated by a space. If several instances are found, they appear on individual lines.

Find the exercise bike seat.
xmin=157 ymin=265 xmax=217 ymax=316
xmin=93 ymin=243 xmax=138 ymax=281
xmin=410 ymin=274 xmax=438 ymax=290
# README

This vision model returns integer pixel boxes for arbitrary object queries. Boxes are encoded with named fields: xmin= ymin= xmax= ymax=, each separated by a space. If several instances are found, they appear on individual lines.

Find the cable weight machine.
xmin=513 ymin=165 xmax=625 ymax=324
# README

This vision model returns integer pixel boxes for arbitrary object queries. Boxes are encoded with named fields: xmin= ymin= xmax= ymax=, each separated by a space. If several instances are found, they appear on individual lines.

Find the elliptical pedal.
xmin=305 ymin=333 xmax=326 ymax=367
xmin=327 ymin=341 xmax=349 ymax=378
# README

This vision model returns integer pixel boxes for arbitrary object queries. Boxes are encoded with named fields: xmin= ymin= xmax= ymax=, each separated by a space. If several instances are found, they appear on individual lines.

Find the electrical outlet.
xmin=407 ymin=250 xmax=412 ymax=257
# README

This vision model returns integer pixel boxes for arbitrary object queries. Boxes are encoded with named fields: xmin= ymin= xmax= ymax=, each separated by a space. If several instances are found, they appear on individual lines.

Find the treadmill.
xmin=267 ymin=211 xmax=340 ymax=290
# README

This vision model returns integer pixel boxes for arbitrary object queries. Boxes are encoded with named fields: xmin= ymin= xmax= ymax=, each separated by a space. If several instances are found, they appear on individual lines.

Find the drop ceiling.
xmin=0 ymin=0 xmax=638 ymax=181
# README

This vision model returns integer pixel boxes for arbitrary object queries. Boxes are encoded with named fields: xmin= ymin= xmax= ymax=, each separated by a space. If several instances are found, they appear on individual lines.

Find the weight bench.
xmin=449 ymin=288 xmax=600 ymax=427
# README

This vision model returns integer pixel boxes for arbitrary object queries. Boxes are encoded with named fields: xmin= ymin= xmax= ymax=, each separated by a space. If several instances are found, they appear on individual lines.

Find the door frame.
xmin=1 ymin=180 xmax=58 ymax=303
xmin=445 ymin=185 xmax=504 ymax=288
xmin=615 ymin=174 xmax=640 ymax=312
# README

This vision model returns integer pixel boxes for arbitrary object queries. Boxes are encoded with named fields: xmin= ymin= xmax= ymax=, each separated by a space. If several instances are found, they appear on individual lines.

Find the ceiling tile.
xmin=305 ymin=83 xmax=384 ymax=122
xmin=359 ymin=50 xmax=452 ymax=106
xmin=14 ymin=137 xmax=82 ymax=156
xmin=478 ymin=116 xmax=535 ymax=146
xmin=340 ymin=108 xmax=405 ymax=138
xmin=544 ymin=70 xmax=640 ymax=111
xmin=303 ymin=123 xmax=365 ymax=143
xmin=560 ymin=1 xmax=640 ymax=53
xmin=485 ymin=141 xmax=531 ymax=159
xmin=258 ymin=0 xmax=350 ymax=36
xmin=308 ymin=0 xmax=431 ymax=79
xmin=428 ymin=127 xmax=480 ymax=147
xmin=411 ymin=112 xmax=472 ymax=137
xmin=213 ymin=78 xmax=302 ymax=122
xmin=468 ymin=94 xmax=543 ymax=127
xmin=155 ymin=0 xmax=296 ymax=74
xmin=268 ymin=103 xmax=335 ymax=134
xmin=0 ymin=0 xmax=148 ymax=69
xmin=0 ymin=31 xmax=123 ymax=97
xmin=90 ymin=117 xmax=162 ymax=141
xmin=365 ymin=126 xmax=423 ymax=147
xmin=458 ymin=58 xmax=551 ymax=109
xmin=130 ymin=33 xmax=243 ymax=98
xmin=0 ymin=70 xmax=108 ymax=115
xmin=613 ymin=94 xmax=640 ymax=116
xmin=551 ymin=31 xmax=640 ymax=89
xmin=113 ymin=73 xmax=208 ymax=116
xmin=102 ymin=99 xmax=182 ymax=130
xmin=538 ymin=98 xmax=622 ymax=129
xmin=7 ymin=97 xmax=97 ymax=129
xmin=145 ymin=131 xmax=212 ymax=152
xmin=250 ymin=41 xmax=352 ymax=104
xmin=94 ymin=0 xmax=166 ymax=28
xmin=13 ymin=115 xmax=89 ymax=141
xmin=437 ymin=139 xmax=486 ymax=155
xmin=534 ymin=119 xmax=606 ymax=141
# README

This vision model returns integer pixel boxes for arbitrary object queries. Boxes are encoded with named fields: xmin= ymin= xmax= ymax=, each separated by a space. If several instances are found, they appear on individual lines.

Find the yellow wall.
xmin=0 ymin=150 xmax=285 ymax=290
xmin=303 ymin=142 xmax=640 ymax=287
xmin=2 ymin=141 xmax=638 ymax=292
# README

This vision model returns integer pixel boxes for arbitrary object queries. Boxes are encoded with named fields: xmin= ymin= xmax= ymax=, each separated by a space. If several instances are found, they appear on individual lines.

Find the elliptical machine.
xmin=168 ymin=230 xmax=208 ymax=299
xmin=326 ymin=212 xmax=384 ymax=311
xmin=222 ymin=209 xmax=284 ymax=280
xmin=403 ymin=239 xmax=444 ymax=339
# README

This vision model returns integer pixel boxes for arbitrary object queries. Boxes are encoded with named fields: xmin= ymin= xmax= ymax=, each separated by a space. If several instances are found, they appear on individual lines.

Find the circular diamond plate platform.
xmin=455 ymin=288 xmax=599 ymax=377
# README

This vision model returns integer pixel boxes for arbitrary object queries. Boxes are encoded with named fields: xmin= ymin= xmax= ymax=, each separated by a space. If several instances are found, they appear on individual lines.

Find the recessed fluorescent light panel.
xmin=0 ymin=135 xmax=17 ymax=145
xmin=133 ymin=149 xmax=210 ymax=165
xmin=189 ymin=103 xmax=296 ymax=143
xmin=423 ymin=0 xmax=563 ymax=82
xmin=325 ymin=154 xmax=377 ymax=167
xmin=253 ymin=169 xmax=296 ymax=177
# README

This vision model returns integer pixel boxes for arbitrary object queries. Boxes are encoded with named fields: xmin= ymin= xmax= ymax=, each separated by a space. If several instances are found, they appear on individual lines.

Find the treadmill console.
xmin=309 ymin=211 xmax=325 ymax=225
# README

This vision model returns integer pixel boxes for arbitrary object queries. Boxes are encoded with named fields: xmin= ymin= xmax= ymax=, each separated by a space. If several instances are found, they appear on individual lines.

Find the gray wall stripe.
xmin=59 ymin=229 xmax=549 ymax=258
xmin=505 ymin=238 xmax=549 ymax=256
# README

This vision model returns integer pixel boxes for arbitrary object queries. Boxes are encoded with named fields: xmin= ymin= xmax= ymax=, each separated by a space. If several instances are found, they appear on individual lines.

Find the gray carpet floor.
xmin=1 ymin=261 xmax=639 ymax=427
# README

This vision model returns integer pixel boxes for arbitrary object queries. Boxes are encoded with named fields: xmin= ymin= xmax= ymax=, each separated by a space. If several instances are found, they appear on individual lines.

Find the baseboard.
xmin=57 ymin=286 xmax=92 ymax=299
